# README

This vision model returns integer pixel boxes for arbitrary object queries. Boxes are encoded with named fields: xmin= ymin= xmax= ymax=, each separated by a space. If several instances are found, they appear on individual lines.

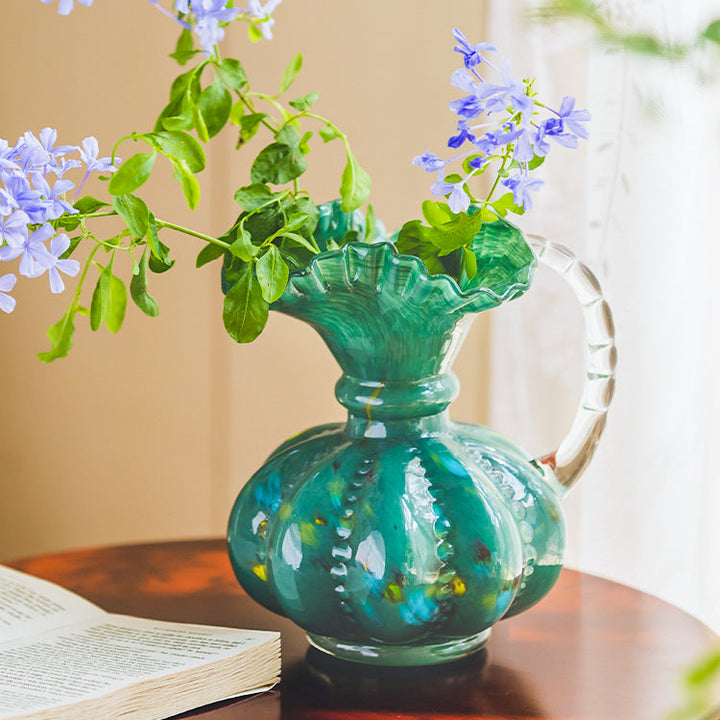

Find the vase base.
xmin=306 ymin=629 xmax=491 ymax=666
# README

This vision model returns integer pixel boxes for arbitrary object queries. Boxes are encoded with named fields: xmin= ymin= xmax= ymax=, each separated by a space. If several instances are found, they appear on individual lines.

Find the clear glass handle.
xmin=527 ymin=235 xmax=617 ymax=493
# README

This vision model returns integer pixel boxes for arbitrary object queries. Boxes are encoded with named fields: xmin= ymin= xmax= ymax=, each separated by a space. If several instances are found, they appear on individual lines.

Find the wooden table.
xmin=8 ymin=539 xmax=719 ymax=720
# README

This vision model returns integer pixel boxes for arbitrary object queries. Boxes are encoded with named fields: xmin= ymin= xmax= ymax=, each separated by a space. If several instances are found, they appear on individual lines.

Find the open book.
xmin=0 ymin=565 xmax=280 ymax=720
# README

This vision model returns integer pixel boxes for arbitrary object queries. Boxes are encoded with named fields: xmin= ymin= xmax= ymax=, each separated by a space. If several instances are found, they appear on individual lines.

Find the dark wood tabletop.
xmin=7 ymin=538 xmax=719 ymax=720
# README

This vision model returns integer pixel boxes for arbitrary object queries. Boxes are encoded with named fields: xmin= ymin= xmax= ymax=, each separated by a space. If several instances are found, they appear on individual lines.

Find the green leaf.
xmin=105 ymin=273 xmax=127 ymax=334
xmin=319 ymin=125 xmax=340 ymax=143
xmin=284 ymin=212 xmax=311 ymax=233
xmin=230 ymin=225 xmax=259 ymax=262
xmin=236 ymin=112 xmax=267 ymax=144
xmin=113 ymin=194 xmax=149 ymax=239
xmin=289 ymin=92 xmax=319 ymax=112
xmin=170 ymin=158 xmax=201 ymax=209
xmin=90 ymin=259 xmax=113 ymax=331
xmin=223 ymin=263 xmax=269 ymax=343
xmin=59 ymin=235 xmax=83 ymax=260
xmin=229 ymin=100 xmax=244 ymax=125
xmin=292 ymin=196 xmax=320 ymax=235
xmin=703 ymin=19 xmax=720 ymax=44
xmin=395 ymin=220 xmax=447 ymax=276
xmin=108 ymin=151 xmax=157 ymax=196
xmin=299 ymin=131 xmax=313 ymax=156
xmin=276 ymin=125 xmax=302 ymax=146
xmin=618 ymin=33 xmax=666 ymax=57
xmin=280 ymin=52 xmax=303 ymax=94
xmin=685 ymin=650 xmax=720 ymax=686
xmin=154 ymin=69 xmax=194 ymax=132
xmin=198 ymin=79 xmax=232 ymax=138
xmin=527 ymin=154 xmax=546 ymax=171
xmin=463 ymin=246 xmax=478 ymax=280
xmin=279 ymin=231 xmax=318 ymax=255
xmin=130 ymin=249 xmax=159 ymax=318
xmin=146 ymin=214 xmax=175 ymax=273
xmin=421 ymin=200 xmax=454 ymax=229
xmin=161 ymin=111 xmax=194 ymax=133
xmin=233 ymin=183 xmax=280 ymax=211
xmin=168 ymin=68 xmax=194 ymax=104
xmin=217 ymin=58 xmax=248 ymax=90
xmin=339 ymin=148 xmax=371 ymax=212
xmin=255 ymin=244 xmax=289 ymax=303
xmin=365 ymin=203 xmax=377 ymax=242
xmin=337 ymin=229 xmax=360 ymax=247
xmin=37 ymin=307 xmax=76 ymax=363
xmin=248 ymin=22 xmax=264 ymax=42
xmin=73 ymin=195 xmax=110 ymax=215
xmin=491 ymin=192 xmax=524 ymax=218
xmin=170 ymin=28 xmax=197 ymax=65
xmin=251 ymin=141 xmax=307 ymax=185
xmin=196 ymin=242 xmax=226 ymax=268
xmin=143 ymin=131 xmax=205 ymax=173
xmin=427 ymin=208 xmax=485 ymax=256
xmin=192 ymin=103 xmax=210 ymax=143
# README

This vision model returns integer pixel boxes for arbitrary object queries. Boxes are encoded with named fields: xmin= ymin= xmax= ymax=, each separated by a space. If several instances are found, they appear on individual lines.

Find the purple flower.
xmin=34 ymin=233 xmax=80 ymax=294
xmin=473 ymin=124 xmax=521 ymax=155
xmin=453 ymin=29 xmax=496 ymax=70
xmin=534 ymin=118 xmax=578 ymax=157
xmin=502 ymin=173 xmax=544 ymax=210
xmin=431 ymin=178 xmax=471 ymax=213
xmin=41 ymin=0 xmax=94 ymax=15
xmin=33 ymin=128 xmax=79 ymax=176
xmin=0 ymin=210 xmax=30 ymax=248
xmin=512 ymin=129 xmax=535 ymax=163
xmin=557 ymin=96 xmax=591 ymax=139
xmin=145 ymin=0 xmax=193 ymax=29
xmin=34 ymin=176 xmax=77 ymax=220
xmin=449 ymin=95 xmax=484 ymax=121
xmin=0 ymin=188 xmax=20 ymax=217
xmin=450 ymin=68 xmax=476 ymax=95
xmin=246 ymin=0 xmax=282 ymax=40
xmin=412 ymin=152 xmax=447 ymax=173
xmin=164 ymin=0 xmax=242 ymax=53
xmin=468 ymin=155 xmax=488 ymax=171
xmin=475 ymin=58 xmax=534 ymax=121
xmin=0 ymin=139 xmax=20 ymax=175
xmin=448 ymin=120 xmax=476 ymax=149
xmin=2 ymin=176 xmax=47 ymax=224
xmin=75 ymin=137 xmax=118 ymax=199
xmin=53 ymin=156 xmax=83 ymax=179
xmin=413 ymin=32 xmax=589 ymax=219
xmin=79 ymin=137 xmax=117 ymax=174
xmin=0 ymin=273 xmax=17 ymax=314
xmin=0 ymin=223 xmax=54 ymax=279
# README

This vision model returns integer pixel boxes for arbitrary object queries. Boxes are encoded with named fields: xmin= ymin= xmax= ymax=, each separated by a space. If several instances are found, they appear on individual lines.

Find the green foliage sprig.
xmin=38 ymin=25 xmax=370 ymax=360
xmin=533 ymin=0 xmax=720 ymax=63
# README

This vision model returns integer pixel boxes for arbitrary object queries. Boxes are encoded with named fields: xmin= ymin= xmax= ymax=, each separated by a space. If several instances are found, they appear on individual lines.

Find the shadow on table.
xmin=279 ymin=647 xmax=549 ymax=719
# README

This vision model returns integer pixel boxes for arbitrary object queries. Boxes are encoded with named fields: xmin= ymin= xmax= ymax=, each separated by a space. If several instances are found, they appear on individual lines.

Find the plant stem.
xmin=72 ymin=244 xmax=102 ymax=310
xmin=154 ymin=219 xmax=231 ymax=249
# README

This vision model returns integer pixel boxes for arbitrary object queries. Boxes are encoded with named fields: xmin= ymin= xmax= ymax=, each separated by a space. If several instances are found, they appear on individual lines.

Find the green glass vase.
xmin=226 ymin=203 xmax=616 ymax=666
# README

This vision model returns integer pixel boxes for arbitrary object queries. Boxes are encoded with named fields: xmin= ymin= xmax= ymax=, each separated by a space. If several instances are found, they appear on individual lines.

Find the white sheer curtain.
xmin=488 ymin=0 xmax=720 ymax=632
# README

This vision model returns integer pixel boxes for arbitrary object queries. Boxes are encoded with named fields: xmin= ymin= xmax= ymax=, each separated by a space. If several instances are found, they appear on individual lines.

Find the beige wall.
xmin=0 ymin=0 xmax=489 ymax=561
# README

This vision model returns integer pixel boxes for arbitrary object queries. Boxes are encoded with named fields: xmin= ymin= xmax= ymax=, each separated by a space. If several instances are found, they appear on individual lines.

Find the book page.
xmin=0 ymin=566 xmax=105 ymax=645
xmin=0 ymin=614 xmax=279 ymax=718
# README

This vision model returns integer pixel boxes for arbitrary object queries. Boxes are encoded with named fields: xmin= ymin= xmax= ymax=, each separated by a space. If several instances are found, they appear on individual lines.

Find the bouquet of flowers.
xmin=0 ymin=0 xmax=588 ymax=361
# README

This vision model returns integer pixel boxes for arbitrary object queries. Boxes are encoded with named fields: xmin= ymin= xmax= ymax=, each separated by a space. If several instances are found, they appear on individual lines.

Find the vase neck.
xmin=336 ymin=371 xmax=460 ymax=426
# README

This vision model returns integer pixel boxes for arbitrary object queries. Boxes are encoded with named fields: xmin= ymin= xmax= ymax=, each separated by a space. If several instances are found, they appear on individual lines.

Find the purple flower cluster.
xmin=0 ymin=130 xmax=118 ymax=314
xmin=145 ymin=0 xmax=281 ymax=54
xmin=414 ymin=29 xmax=590 ymax=214
xmin=41 ymin=0 xmax=94 ymax=15
xmin=43 ymin=0 xmax=281 ymax=54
